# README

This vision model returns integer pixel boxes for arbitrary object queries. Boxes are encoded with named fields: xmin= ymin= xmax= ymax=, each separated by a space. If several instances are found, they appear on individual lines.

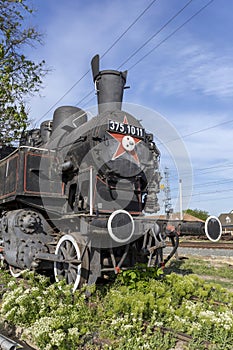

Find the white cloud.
xmin=152 ymin=42 xmax=233 ymax=99
xmin=27 ymin=0 xmax=155 ymax=123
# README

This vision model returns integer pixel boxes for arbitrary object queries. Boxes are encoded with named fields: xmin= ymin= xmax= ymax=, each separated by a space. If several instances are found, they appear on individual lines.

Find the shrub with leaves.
xmin=0 ymin=0 xmax=47 ymax=144
xmin=1 ymin=268 xmax=233 ymax=349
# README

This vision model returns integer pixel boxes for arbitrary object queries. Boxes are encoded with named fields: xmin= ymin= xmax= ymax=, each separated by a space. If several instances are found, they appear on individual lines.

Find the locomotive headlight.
xmin=122 ymin=135 xmax=136 ymax=152
xmin=107 ymin=209 xmax=135 ymax=243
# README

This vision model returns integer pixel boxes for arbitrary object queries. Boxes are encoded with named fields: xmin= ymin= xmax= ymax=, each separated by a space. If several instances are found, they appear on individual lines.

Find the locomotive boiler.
xmin=0 ymin=55 xmax=222 ymax=290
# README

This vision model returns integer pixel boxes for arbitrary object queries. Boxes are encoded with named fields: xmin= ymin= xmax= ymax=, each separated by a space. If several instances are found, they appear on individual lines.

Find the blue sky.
xmin=25 ymin=0 xmax=233 ymax=217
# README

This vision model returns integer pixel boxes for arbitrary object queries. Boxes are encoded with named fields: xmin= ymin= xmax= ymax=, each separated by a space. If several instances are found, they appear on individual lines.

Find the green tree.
xmin=0 ymin=0 xmax=47 ymax=145
xmin=185 ymin=208 xmax=209 ymax=221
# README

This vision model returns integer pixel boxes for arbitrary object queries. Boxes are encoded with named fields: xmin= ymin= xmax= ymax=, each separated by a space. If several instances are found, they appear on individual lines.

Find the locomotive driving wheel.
xmin=54 ymin=233 xmax=89 ymax=291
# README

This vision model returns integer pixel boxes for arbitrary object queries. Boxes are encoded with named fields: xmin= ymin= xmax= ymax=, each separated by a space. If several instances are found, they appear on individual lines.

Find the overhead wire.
xmin=190 ymin=194 xmax=233 ymax=204
xmin=167 ymin=164 xmax=233 ymax=179
xmin=117 ymin=0 xmax=193 ymax=70
xmin=79 ymin=0 xmax=196 ymax=108
xmin=164 ymin=161 xmax=233 ymax=181
xmin=79 ymin=0 xmax=214 ymax=109
xmin=166 ymin=180 xmax=233 ymax=207
xmin=161 ymin=166 xmax=233 ymax=212
xmin=163 ymin=165 xmax=233 ymax=205
xmin=127 ymin=0 xmax=214 ymax=71
xmin=118 ymin=0 xmax=233 ymax=185
xmin=100 ymin=0 xmax=159 ymax=60
xmin=157 ymin=117 xmax=233 ymax=147
xmin=35 ymin=70 xmax=90 ymax=125
xmin=28 ymin=1 xmax=231 ymax=211
xmin=161 ymin=162 xmax=233 ymax=202
xmin=182 ymin=187 xmax=233 ymax=199
xmin=35 ymin=1 xmax=229 ymax=207
xmin=118 ymin=0 xmax=231 ymax=164
xmin=170 ymin=179 xmax=233 ymax=192
xmin=36 ymin=0 xmax=159 ymax=125
xmin=37 ymin=0 xmax=214 ymax=117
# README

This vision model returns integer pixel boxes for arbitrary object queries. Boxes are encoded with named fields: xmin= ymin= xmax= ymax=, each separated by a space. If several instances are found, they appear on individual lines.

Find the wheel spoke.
xmin=68 ymin=271 xmax=74 ymax=284
xmin=65 ymin=240 xmax=72 ymax=254
xmin=54 ymin=233 xmax=89 ymax=291
xmin=69 ymin=263 xmax=80 ymax=270
xmin=69 ymin=245 xmax=77 ymax=258
xmin=70 ymin=268 xmax=78 ymax=282
xmin=60 ymin=245 xmax=68 ymax=259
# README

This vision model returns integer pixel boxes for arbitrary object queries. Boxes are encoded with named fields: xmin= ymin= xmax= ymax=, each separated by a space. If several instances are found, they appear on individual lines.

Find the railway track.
xmin=165 ymin=239 xmax=233 ymax=261
xmin=0 ymin=327 xmax=211 ymax=350
xmin=170 ymin=241 xmax=233 ymax=250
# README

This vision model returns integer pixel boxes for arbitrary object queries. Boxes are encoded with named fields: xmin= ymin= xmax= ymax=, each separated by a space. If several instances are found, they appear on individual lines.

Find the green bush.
xmin=1 ymin=267 xmax=233 ymax=349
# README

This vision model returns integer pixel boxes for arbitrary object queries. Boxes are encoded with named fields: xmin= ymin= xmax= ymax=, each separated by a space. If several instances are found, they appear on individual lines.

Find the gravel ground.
xmin=164 ymin=246 xmax=233 ymax=264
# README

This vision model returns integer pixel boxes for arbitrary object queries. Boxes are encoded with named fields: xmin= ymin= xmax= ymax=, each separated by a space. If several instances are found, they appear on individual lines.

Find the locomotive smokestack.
xmin=91 ymin=54 xmax=128 ymax=114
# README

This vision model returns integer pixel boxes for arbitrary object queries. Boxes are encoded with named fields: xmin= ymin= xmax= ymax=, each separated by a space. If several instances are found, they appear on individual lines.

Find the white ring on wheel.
xmin=54 ymin=234 xmax=82 ymax=292
xmin=107 ymin=209 xmax=135 ymax=243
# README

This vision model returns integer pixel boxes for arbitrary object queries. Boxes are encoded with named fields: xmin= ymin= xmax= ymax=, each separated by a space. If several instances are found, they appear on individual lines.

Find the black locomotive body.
xmin=0 ymin=55 xmax=222 ymax=289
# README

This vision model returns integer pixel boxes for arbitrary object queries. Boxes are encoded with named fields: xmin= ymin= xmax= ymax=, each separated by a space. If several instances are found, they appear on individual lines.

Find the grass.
xmin=0 ymin=259 xmax=233 ymax=349
xmin=165 ymin=256 xmax=233 ymax=290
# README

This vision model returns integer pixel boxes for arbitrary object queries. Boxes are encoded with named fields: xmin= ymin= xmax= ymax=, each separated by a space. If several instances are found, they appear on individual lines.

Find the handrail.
xmin=90 ymin=166 xmax=93 ymax=215
xmin=0 ymin=145 xmax=55 ymax=163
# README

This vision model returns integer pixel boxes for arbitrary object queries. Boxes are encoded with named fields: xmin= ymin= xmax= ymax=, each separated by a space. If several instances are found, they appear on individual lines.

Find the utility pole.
xmin=179 ymin=179 xmax=183 ymax=220
xmin=164 ymin=167 xmax=173 ymax=219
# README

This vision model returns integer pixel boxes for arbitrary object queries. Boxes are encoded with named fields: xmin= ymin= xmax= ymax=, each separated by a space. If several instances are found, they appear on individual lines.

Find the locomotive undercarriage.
xmin=0 ymin=207 xmax=177 ymax=289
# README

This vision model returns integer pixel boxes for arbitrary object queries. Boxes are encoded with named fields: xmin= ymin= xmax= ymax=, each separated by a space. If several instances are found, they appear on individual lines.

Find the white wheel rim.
xmin=107 ymin=209 xmax=135 ymax=243
xmin=54 ymin=234 xmax=82 ymax=291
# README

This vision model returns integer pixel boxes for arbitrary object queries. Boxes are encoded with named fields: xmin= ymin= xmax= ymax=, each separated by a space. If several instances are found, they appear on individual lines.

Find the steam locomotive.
xmin=0 ymin=55 xmax=222 ymax=290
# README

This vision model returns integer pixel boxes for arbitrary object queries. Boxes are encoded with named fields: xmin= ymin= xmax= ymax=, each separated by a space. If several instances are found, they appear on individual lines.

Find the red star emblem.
xmin=107 ymin=116 xmax=141 ymax=163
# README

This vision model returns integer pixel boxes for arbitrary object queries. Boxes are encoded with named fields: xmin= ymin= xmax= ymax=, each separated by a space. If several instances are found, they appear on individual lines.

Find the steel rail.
xmin=167 ymin=241 xmax=233 ymax=250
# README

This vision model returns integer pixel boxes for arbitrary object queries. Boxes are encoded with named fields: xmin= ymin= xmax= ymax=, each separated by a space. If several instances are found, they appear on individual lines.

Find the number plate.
xmin=108 ymin=120 xmax=145 ymax=139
